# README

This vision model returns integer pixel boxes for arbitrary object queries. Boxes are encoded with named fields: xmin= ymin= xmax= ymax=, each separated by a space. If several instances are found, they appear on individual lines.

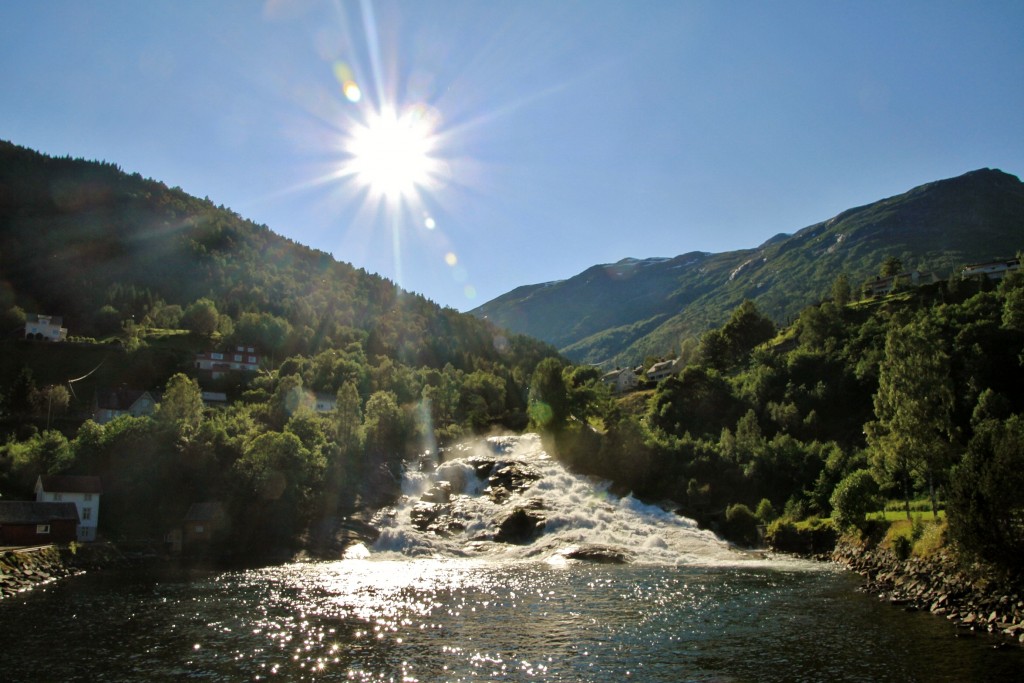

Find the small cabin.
xmin=0 ymin=501 xmax=79 ymax=545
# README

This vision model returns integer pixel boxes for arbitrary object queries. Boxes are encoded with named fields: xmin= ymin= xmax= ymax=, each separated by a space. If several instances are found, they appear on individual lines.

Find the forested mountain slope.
xmin=0 ymin=139 xmax=555 ymax=373
xmin=472 ymin=169 xmax=1024 ymax=365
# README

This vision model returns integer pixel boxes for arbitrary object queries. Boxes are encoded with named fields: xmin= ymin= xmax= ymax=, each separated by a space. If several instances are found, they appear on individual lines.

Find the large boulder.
xmin=563 ymin=544 xmax=635 ymax=564
xmin=494 ymin=507 xmax=546 ymax=544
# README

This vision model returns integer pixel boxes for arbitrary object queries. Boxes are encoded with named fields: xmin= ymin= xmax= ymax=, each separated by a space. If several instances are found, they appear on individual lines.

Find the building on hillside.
xmin=24 ymin=314 xmax=67 ymax=342
xmin=961 ymin=258 xmax=1020 ymax=281
xmin=314 ymin=393 xmax=337 ymax=413
xmin=182 ymin=502 xmax=229 ymax=550
xmin=195 ymin=345 xmax=261 ymax=380
xmin=646 ymin=358 xmax=681 ymax=383
xmin=93 ymin=388 xmax=159 ymax=424
xmin=34 ymin=475 xmax=102 ymax=542
xmin=0 ymin=501 xmax=79 ymax=545
xmin=863 ymin=270 xmax=938 ymax=297
xmin=601 ymin=367 xmax=638 ymax=394
xmin=201 ymin=391 xmax=228 ymax=407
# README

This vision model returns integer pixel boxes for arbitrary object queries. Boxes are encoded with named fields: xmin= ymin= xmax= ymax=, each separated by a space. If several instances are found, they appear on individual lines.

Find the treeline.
xmin=0 ymin=333 xmax=550 ymax=554
xmin=529 ymin=269 xmax=1024 ymax=568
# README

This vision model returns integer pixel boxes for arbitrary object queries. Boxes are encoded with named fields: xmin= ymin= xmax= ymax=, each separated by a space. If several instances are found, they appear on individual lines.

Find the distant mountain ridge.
xmin=472 ymin=168 xmax=1024 ymax=365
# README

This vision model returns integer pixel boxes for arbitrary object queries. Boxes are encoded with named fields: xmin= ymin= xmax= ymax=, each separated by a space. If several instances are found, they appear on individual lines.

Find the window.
xmin=234 ymin=354 xmax=242 ymax=362
xmin=248 ymin=356 xmax=257 ymax=363
xmin=36 ymin=524 xmax=50 ymax=534
xmin=211 ymin=352 xmax=224 ymax=360
xmin=194 ymin=525 xmax=205 ymax=534
xmin=82 ymin=507 xmax=92 ymax=521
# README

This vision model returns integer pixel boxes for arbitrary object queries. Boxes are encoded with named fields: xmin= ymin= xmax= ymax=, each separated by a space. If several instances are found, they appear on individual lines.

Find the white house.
xmin=961 ymin=258 xmax=1020 ymax=281
xmin=24 ymin=314 xmax=67 ymax=342
xmin=646 ymin=358 xmax=681 ymax=383
xmin=601 ymin=367 xmax=638 ymax=394
xmin=196 ymin=346 xmax=261 ymax=379
xmin=93 ymin=388 xmax=159 ymax=424
xmin=34 ymin=475 xmax=102 ymax=542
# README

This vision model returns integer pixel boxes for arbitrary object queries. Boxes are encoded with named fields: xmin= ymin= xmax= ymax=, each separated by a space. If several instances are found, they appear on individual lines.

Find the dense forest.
xmin=1 ymin=141 xmax=1022 ymax=572
xmin=528 ymin=268 xmax=1024 ymax=569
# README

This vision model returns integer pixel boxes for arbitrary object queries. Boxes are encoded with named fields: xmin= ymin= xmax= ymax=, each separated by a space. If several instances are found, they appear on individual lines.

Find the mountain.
xmin=471 ymin=169 xmax=1024 ymax=365
xmin=0 ymin=139 xmax=556 ymax=374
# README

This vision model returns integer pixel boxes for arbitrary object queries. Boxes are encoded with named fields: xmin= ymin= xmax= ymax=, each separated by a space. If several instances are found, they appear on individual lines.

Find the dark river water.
xmin=1 ymin=559 xmax=1021 ymax=682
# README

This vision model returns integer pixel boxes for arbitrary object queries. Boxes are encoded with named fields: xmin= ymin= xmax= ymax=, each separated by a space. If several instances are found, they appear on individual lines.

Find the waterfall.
xmin=367 ymin=434 xmax=748 ymax=565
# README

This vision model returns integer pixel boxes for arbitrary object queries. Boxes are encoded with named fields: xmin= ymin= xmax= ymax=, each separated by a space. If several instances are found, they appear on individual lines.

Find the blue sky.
xmin=2 ymin=1 xmax=1022 ymax=311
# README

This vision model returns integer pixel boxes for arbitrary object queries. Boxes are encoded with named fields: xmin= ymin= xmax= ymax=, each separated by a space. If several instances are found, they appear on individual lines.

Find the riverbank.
xmin=0 ymin=542 xmax=127 ymax=599
xmin=831 ymin=537 xmax=1024 ymax=645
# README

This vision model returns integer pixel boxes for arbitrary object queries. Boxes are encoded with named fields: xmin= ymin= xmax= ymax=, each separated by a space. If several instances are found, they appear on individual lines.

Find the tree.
xmin=829 ymin=469 xmax=879 ymax=530
xmin=832 ymin=273 xmax=852 ymax=307
xmin=528 ymin=357 xmax=570 ymax=430
xmin=363 ymin=391 xmax=409 ymax=462
xmin=866 ymin=317 xmax=955 ymax=518
xmin=946 ymin=415 xmax=1024 ymax=568
xmin=30 ymin=384 xmax=70 ymax=426
xmin=880 ymin=256 xmax=903 ymax=278
xmin=156 ymin=373 xmax=204 ymax=434
xmin=333 ymin=381 xmax=362 ymax=451
xmin=183 ymin=298 xmax=220 ymax=336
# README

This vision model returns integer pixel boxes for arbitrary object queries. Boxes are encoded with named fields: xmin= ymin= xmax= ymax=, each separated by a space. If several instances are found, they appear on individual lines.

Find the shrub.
xmin=830 ymin=469 xmax=878 ymax=530
xmin=722 ymin=503 xmax=760 ymax=547
xmin=755 ymin=498 xmax=777 ymax=524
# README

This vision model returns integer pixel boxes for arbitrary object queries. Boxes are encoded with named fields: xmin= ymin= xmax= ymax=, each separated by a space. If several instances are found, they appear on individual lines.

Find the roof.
xmin=25 ymin=313 xmax=63 ymax=325
xmin=95 ymin=388 xmax=158 ymax=411
xmin=0 ymin=501 xmax=79 ymax=524
xmin=37 ymin=475 xmax=103 ymax=494
xmin=184 ymin=502 xmax=227 ymax=522
xmin=648 ymin=359 xmax=678 ymax=373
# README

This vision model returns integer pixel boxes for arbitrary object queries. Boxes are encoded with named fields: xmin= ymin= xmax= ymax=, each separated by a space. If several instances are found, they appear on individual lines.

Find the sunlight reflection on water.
xmin=2 ymin=559 xmax=1024 ymax=681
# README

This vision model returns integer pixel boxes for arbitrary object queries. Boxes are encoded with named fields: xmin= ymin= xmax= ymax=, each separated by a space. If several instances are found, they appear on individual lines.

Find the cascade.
xmin=367 ymin=434 xmax=746 ymax=565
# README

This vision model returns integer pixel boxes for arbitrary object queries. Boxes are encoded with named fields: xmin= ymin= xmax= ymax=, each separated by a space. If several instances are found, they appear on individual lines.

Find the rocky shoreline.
xmin=0 ymin=543 xmax=127 ymax=600
xmin=832 ymin=539 xmax=1024 ymax=646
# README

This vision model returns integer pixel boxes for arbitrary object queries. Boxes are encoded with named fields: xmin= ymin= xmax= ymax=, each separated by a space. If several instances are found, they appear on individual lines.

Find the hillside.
xmin=472 ymin=169 xmax=1024 ymax=365
xmin=0 ymin=139 xmax=557 ymax=380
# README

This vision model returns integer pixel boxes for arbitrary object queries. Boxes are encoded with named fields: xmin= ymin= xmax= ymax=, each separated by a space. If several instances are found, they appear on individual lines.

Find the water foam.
xmin=370 ymin=434 xmax=757 ymax=566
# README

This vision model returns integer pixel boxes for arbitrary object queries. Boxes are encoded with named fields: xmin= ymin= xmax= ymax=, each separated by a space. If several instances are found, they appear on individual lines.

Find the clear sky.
xmin=2 ymin=1 xmax=1022 ymax=311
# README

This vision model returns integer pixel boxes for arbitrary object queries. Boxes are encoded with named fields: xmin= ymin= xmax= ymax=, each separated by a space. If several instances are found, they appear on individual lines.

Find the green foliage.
xmin=722 ymin=503 xmax=760 ymax=547
xmin=829 ymin=469 xmax=879 ymax=530
xmin=866 ymin=314 xmax=955 ymax=516
xmin=946 ymin=415 xmax=1024 ymax=568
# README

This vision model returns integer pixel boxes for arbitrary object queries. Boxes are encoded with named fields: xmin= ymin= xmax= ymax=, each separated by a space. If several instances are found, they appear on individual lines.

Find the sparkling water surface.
xmin=2 ymin=559 xmax=1022 ymax=682
xmin=3 ymin=435 xmax=1020 ymax=681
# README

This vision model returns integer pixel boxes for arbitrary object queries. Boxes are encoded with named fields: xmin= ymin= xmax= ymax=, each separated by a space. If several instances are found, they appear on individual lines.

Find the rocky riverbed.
xmin=0 ymin=543 xmax=126 ymax=599
xmin=832 ymin=539 xmax=1024 ymax=645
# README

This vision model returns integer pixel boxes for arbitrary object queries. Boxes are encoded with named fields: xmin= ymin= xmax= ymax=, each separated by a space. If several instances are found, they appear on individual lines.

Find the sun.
xmin=344 ymin=105 xmax=441 ymax=201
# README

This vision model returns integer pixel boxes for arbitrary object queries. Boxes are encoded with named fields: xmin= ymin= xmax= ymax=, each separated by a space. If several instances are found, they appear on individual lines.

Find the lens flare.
xmin=445 ymin=252 xmax=458 ymax=266
xmin=344 ymin=106 xmax=442 ymax=201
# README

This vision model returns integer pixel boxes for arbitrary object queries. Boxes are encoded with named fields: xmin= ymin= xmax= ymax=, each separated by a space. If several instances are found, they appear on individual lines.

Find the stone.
xmin=494 ymin=507 xmax=545 ymax=544
xmin=563 ymin=544 xmax=635 ymax=564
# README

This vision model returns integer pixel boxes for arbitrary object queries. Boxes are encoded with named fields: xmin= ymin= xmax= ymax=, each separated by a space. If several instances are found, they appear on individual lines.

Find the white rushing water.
xmin=366 ymin=433 xmax=754 ymax=566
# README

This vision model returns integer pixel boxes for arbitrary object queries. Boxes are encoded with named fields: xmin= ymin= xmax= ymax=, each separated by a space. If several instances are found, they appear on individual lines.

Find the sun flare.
xmin=345 ymin=106 xmax=441 ymax=201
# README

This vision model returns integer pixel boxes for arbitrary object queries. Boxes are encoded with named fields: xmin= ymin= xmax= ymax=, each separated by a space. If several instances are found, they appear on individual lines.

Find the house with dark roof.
xmin=182 ymin=502 xmax=229 ymax=550
xmin=93 ymin=388 xmax=159 ymax=424
xmin=34 ymin=475 xmax=102 ymax=542
xmin=0 ymin=501 xmax=79 ymax=545
xmin=646 ymin=358 xmax=681 ymax=383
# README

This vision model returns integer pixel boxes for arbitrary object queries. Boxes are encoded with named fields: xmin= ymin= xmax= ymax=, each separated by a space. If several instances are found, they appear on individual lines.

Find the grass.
xmin=868 ymin=509 xmax=945 ymax=522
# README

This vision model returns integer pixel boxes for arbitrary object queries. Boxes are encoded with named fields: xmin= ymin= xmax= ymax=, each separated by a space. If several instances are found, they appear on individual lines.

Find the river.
xmin=1 ymin=435 xmax=1020 ymax=681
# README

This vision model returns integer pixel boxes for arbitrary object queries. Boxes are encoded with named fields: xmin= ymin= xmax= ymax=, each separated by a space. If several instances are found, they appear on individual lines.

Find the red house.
xmin=0 ymin=501 xmax=79 ymax=545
